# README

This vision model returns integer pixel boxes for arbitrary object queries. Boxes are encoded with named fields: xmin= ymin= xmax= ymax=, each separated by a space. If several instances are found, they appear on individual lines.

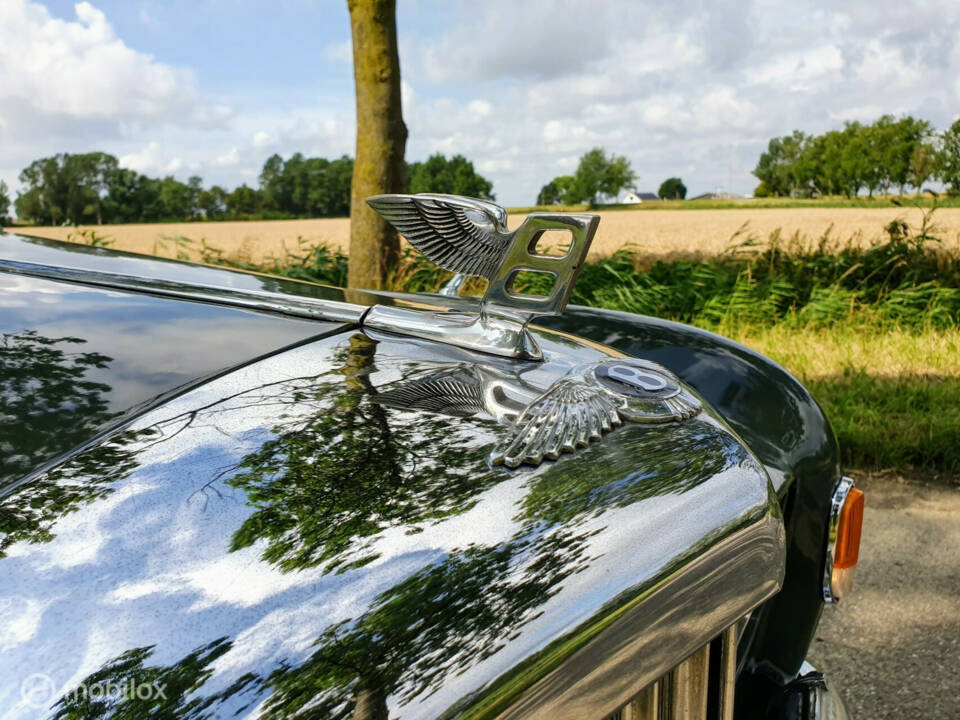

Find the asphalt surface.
xmin=808 ymin=472 xmax=960 ymax=719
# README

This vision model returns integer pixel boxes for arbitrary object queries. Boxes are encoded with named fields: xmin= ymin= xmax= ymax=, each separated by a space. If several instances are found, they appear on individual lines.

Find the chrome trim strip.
xmin=719 ymin=624 xmax=738 ymax=720
xmin=602 ymin=623 xmax=739 ymax=720
xmin=495 ymin=508 xmax=785 ymax=719
xmin=0 ymin=257 xmax=365 ymax=323
xmin=823 ymin=475 xmax=856 ymax=603
xmin=669 ymin=644 xmax=710 ymax=718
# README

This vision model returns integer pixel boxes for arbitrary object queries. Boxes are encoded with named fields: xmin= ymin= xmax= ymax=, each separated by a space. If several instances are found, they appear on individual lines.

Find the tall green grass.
xmin=518 ymin=208 xmax=960 ymax=334
xmin=747 ymin=326 xmax=960 ymax=477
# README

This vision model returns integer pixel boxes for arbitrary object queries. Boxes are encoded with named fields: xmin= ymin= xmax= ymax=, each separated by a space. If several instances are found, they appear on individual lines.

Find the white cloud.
xmin=0 ymin=1 xmax=229 ymax=125
xmin=252 ymin=130 xmax=277 ymax=149
xmin=118 ymin=141 xmax=161 ymax=172
xmin=468 ymin=100 xmax=492 ymax=118
xmin=0 ymin=598 xmax=52 ymax=652
xmin=4 ymin=0 xmax=960 ymax=204
xmin=116 ymin=141 xmax=188 ymax=175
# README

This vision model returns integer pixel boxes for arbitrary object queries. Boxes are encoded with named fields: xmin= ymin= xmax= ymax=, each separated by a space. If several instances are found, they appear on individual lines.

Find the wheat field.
xmin=8 ymin=206 xmax=960 ymax=264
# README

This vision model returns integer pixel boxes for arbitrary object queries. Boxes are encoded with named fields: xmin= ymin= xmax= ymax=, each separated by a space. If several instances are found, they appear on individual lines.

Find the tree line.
xmin=5 ymin=151 xmax=493 ymax=226
xmin=754 ymin=116 xmax=960 ymax=198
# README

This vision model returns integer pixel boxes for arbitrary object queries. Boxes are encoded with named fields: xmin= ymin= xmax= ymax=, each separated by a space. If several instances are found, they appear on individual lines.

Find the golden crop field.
xmin=8 ymin=206 xmax=960 ymax=264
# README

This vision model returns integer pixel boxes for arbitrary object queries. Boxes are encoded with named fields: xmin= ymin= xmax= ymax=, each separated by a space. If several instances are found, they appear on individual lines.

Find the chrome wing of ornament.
xmin=364 ymin=193 xmax=600 ymax=361
xmin=492 ymin=358 xmax=702 ymax=468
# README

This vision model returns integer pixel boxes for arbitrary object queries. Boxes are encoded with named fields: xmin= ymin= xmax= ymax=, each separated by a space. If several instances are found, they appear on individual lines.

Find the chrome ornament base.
xmin=362 ymin=305 xmax=544 ymax=360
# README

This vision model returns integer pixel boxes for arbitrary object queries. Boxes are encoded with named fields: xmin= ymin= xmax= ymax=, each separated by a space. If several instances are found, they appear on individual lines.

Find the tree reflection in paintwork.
xmin=46 ymin=527 xmax=594 ymax=720
xmin=518 ymin=421 xmax=744 ymax=526
xmin=0 ymin=426 xmax=151 ymax=558
xmin=226 ymin=335 xmax=502 ymax=573
xmin=49 ymin=637 xmax=259 ymax=720
xmin=0 ymin=331 xmax=141 ymax=557
xmin=0 ymin=331 xmax=117 ymax=487
xmin=263 ymin=527 xmax=594 ymax=719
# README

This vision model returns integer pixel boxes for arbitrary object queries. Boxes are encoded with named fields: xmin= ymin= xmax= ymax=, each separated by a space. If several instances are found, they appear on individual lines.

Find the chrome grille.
xmin=603 ymin=625 xmax=737 ymax=720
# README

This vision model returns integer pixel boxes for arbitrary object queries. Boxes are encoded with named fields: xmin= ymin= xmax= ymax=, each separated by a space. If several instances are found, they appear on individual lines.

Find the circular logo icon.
xmin=595 ymin=361 xmax=680 ymax=398
xmin=20 ymin=673 xmax=56 ymax=709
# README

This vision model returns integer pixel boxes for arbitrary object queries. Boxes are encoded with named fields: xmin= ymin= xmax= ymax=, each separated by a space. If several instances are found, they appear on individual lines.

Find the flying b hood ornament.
xmin=365 ymin=193 xmax=599 ymax=361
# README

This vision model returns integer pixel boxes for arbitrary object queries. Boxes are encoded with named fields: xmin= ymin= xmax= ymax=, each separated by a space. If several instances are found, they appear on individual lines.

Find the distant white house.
xmin=621 ymin=189 xmax=659 ymax=204
xmin=690 ymin=192 xmax=741 ymax=201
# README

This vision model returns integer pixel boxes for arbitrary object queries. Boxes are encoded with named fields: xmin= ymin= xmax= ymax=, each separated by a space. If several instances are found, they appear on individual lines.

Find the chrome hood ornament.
xmin=365 ymin=193 xmax=599 ymax=361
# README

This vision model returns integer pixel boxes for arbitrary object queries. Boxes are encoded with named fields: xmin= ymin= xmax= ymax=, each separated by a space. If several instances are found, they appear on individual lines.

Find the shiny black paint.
xmin=0 ymin=323 xmax=780 ymax=720
xmin=537 ymin=306 xmax=842 ymax=707
xmin=0 ymin=270 xmax=343 ymax=488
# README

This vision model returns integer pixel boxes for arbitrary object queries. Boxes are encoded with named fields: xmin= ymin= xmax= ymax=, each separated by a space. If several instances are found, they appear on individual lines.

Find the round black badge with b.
xmin=594 ymin=360 xmax=682 ymax=399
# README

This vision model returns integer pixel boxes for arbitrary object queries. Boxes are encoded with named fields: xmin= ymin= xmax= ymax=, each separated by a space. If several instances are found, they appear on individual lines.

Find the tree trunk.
xmin=351 ymin=684 xmax=389 ymax=720
xmin=347 ymin=0 xmax=407 ymax=290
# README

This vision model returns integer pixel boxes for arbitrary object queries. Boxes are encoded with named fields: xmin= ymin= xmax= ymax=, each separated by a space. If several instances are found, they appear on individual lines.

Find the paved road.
xmin=808 ymin=473 xmax=960 ymax=719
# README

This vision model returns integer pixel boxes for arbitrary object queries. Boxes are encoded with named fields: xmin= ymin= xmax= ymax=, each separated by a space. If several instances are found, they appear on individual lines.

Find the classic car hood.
xmin=0 ymin=315 xmax=784 ymax=719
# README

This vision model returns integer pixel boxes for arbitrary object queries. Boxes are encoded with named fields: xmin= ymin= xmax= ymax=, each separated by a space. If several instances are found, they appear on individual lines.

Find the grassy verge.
xmin=741 ymin=326 xmax=960 ymax=477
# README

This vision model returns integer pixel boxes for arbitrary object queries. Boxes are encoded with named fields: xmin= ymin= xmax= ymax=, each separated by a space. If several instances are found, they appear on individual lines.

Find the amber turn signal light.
xmin=833 ymin=487 xmax=864 ymax=570
xmin=823 ymin=477 xmax=864 ymax=603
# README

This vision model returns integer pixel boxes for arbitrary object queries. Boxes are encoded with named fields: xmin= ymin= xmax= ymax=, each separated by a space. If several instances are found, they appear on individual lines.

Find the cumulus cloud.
xmin=0 ymin=1 xmax=229 ymax=125
xmin=400 ymin=0 xmax=960 ymax=202
xmin=4 ymin=0 xmax=960 ymax=204
xmin=0 ymin=0 xmax=230 ymax=192
xmin=215 ymin=147 xmax=241 ymax=167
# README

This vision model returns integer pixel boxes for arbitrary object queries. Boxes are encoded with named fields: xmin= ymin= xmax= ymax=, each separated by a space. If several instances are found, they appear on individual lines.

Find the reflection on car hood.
xmin=0 ymin=314 xmax=783 ymax=720
xmin=0 ymin=234 xmax=355 ymax=488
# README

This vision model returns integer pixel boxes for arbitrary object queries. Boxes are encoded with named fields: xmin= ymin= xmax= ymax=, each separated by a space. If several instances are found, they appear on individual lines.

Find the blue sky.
xmin=2 ymin=0 xmax=960 ymax=206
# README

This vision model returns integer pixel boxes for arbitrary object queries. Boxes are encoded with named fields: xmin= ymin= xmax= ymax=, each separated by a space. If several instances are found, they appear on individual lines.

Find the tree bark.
xmin=347 ymin=0 xmax=407 ymax=290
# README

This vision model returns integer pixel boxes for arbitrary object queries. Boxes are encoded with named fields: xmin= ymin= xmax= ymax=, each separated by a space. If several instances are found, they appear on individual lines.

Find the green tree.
xmin=658 ymin=177 xmax=687 ymax=200
xmin=14 ymin=153 xmax=122 ymax=225
xmin=17 ymin=155 xmax=69 ymax=224
xmin=569 ymin=148 xmax=634 ymax=205
xmin=407 ymin=153 xmax=494 ymax=200
xmin=536 ymin=179 xmax=561 ymax=206
xmin=347 ymin=0 xmax=407 ymax=290
xmin=910 ymin=142 xmax=936 ymax=191
xmin=536 ymin=175 xmax=576 ymax=206
xmin=937 ymin=118 xmax=960 ymax=193
xmin=79 ymin=152 xmax=119 ymax=224
xmin=753 ymin=131 xmax=811 ymax=197
xmin=0 ymin=180 xmax=10 ymax=225
xmin=197 ymin=185 xmax=228 ymax=220
xmin=890 ymin=116 xmax=931 ymax=195
xmin=226 ymin=184 xmax=261 ymax=216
